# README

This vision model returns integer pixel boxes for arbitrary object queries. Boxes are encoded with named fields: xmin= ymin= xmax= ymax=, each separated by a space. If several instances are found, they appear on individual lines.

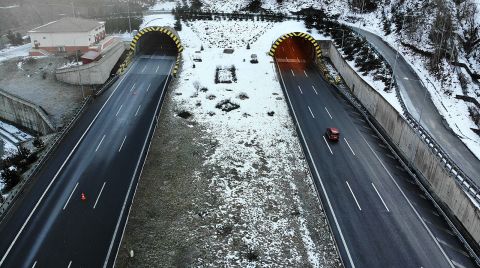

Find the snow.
xmin=154 ymin=0 xmax=480 ymax=161
xmin=111 ymin=32 xmax=135 ymax=42
xmin=149 ymin=0 xmax=177 ymax=11
xmin=342 ymin=57 xmax=403 ymax=113
xmin=0 ymin=120 xmax=32 ymax=159
xmin=0 ymin=121 xmax=31 ymax=141
xmin=0 ymin=5 xmax=19 ymax=9
xmin=141 ymin=13 xmax=175 ymax=29
xmin=0 ymin=44 xmax=30 ymax=63
xmin=57 ymin=61 xmax=83 ymax=70
xmin=141 ymin=11 xmax=333 ymax=266
xmin=342 ymin=16 xmax=480 ymax=160
xmin=0 ymin=120 xmax=32 ymax=192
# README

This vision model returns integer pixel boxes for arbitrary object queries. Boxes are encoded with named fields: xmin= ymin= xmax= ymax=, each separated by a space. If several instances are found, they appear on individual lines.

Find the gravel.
xmin=115 ymin=76 xmax=342 ymax=267
xmin=0 ymin=56 xmax=88 ymax=128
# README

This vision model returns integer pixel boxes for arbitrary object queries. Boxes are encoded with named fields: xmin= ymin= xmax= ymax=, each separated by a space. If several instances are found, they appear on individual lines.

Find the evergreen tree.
xmin=1 ymin=168 xmax=20 ymax=191
xmin=174 ymin=17 xmax=182 ymax=31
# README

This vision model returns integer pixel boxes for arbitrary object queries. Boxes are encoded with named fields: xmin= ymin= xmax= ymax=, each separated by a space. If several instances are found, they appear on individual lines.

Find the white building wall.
xmin=30 ymin=32 xmax=90 ymax=48
xmin=30 ymin=24 xmax=105 ymax=49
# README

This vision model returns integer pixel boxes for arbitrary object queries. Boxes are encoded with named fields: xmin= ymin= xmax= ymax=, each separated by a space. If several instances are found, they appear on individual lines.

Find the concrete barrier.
xmin=320 ymin=40 xmax=480 ymax=252
xmin=0 ymin=88 xmax=55 ymax=135
xmin=56 ymin=40 xmax=126 ymax=85
xmin=0 ymin=96 xmax=92 ymax=221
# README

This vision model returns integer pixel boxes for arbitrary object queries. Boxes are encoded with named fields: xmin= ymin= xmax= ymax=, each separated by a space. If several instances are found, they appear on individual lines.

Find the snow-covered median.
xmin=128 ymin=10 xmax=340 ymax=267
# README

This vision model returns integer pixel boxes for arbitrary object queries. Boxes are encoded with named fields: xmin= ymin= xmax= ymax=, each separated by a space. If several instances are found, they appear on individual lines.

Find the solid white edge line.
xmin=344 ymin=138 xmax=356 ymax=156
xmin=276 ymin=61 xmax=355 ymax=268
xmin=312 ymin=85 xmax=318 ymax=95
xmin=93 ymin=182 xmax=106 ymax=209
xmin=135 ymin=105 xmax=142 ymax=117
xmin=362 ymin=136 xmax=454 ymax=268
xmin=308 ymin=106 xmax=315 ymax=118
xmin=291 ymin=69 xmax=295 ymax=77
xmin=0 ymin=59 xmax=138 ymax=266
xmin=118 ymin=136 xmax=127 ymax=153
xmin=371 ymin=183 xmax=390 ymax=212
xmin=146 ymin=83 xmax=151 ymax=92
xmin=67 ymin=260 xmax=72 ymax=268
xmin=325 ymin=107 xmax=333 ymax=119
xmin=106 ymin=61 xmax=175 ymax=268
xmin=346 ymin=181 xmax=362 ymax=211
xmin=323 ymin=136 xmax=333 ymax=155
xmin=115 ymin=104 xmax=123 ymax=117
xmin=95 ymin=135 xmax=106 ymax=152
xmin=62 ymin=182 xmax=79 ymax=210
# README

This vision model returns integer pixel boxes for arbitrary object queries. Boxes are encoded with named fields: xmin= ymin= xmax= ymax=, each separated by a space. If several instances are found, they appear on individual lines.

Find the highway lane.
xmin=0 ymin=54 xmax=175 ymax=267
xmin=276 ymin=58 xmax=476 ymax=267
xmin=353 ymin=27 xmax=480 ymax=187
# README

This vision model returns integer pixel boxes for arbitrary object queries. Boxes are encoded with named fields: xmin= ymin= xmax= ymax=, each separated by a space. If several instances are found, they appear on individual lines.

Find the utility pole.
xmin=74 ymin=39 xmax=85 ymax=99
xmin=127 ymin=0 xmax=132 ymax=33
xmin=71 ymin=1 xmax=75 ymax=18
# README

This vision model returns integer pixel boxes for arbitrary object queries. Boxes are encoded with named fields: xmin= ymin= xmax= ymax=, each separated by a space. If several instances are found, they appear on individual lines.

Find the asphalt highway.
xmin=353 ymin=27 xmax=480 ymax=187
xmin=276 ymin=57 xmax=476 ymax=267
xmin=0 ymin=54 xmax=175 ymax=267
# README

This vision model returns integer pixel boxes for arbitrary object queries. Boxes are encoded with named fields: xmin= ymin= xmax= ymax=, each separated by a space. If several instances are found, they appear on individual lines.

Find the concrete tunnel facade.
xmin=130 ymin=26 xmax=184 ymax=55
xmin=119 ymin=26 xmax=183 ymax=76
xmin=269 ymin=32 xmax=322 ymax=62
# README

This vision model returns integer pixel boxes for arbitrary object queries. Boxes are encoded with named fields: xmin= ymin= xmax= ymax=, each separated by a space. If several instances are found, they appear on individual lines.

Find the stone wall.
xmin=56 ymin=40 xmax=126 ymax=85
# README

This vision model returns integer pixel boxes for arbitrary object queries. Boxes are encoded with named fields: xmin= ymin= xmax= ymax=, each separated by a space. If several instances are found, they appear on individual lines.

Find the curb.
xmin=0 ymin=96 xmax=93 ymax=223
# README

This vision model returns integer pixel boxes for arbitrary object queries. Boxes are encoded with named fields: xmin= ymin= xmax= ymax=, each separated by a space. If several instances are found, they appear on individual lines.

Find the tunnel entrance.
xmin=137 ymin=32 xmax=177 ymax=56
xmin=130 ymin=26 xmax=183 ymax=56
xmin=269 ymin=32 xmax=321 ymax=65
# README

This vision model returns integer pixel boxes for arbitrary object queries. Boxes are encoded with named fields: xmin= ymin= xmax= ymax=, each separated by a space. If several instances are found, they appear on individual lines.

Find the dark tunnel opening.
xmin=274 ymin=36 xmax=316 ymax=67
xmin=136 ymin=31 xmax=178 ymax=56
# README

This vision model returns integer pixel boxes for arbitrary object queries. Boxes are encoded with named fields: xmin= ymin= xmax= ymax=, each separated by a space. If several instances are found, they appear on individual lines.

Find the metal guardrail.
xmin=95 ymin=75 xmax=119 ymax=97
xmin=0 ymin=95 xmax=93 ymax=222
xmin=403 ymin=111 xmax=480 ymax=203
xmin=340 ymin=27 xmax=480 ymax=205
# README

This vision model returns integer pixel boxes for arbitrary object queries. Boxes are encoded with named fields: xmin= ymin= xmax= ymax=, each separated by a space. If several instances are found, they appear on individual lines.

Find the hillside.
xmin=0 ymin=0 xmax=155 ymax=35
xmin=175 ymin=0 xmax=480 ymax=156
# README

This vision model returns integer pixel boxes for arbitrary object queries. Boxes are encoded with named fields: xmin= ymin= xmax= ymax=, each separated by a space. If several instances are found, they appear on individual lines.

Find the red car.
xmin=326 ymin=127 xmax=340 ymax=142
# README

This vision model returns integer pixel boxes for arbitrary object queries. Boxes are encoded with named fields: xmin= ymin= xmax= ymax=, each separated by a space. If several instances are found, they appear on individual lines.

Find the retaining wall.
xmin=0 ymin=88 xmax=55 ymax=135
xmin=56 ymin=40 xmax=126 ymax=85
xmin=319 ymin=40 xmax=480 ymax=245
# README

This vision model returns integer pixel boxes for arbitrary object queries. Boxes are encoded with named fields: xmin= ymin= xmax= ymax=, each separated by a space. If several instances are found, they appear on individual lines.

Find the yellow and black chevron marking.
xmin=172 ymin=55 xmax=181 ymax=77
xmin=130 ymin=26 xmax=184 ymax=53
xmin=117 ymin=50 xmax=134 ymax=75
xmin=268 ymin=32 xmax=322 ymax=59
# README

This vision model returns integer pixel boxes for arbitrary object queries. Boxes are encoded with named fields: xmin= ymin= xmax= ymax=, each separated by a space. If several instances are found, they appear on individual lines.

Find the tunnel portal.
xmin=130 ymin=26 xmax=183 ymax=56
xmin=269 ymin=32 xmax=321 ymax=64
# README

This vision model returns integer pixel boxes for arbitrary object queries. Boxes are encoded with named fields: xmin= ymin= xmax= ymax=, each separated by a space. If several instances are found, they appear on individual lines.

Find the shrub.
xmin=33 ymin=136 xmax=44 ymax=148
xmin=238 ymin=93 xmax=249 ymax=100
xmin=1 ymin=168 xmax=20 ymax=191
xmin=177 ymin=111 xmax=192 ymax=119
xmin=216 ymin=99 xmax=240 ymax=112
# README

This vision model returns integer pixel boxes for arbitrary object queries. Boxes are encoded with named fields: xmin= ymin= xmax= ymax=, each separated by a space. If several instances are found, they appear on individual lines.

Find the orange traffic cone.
xmin=81 ymin=192 xmax=86 ymax=201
